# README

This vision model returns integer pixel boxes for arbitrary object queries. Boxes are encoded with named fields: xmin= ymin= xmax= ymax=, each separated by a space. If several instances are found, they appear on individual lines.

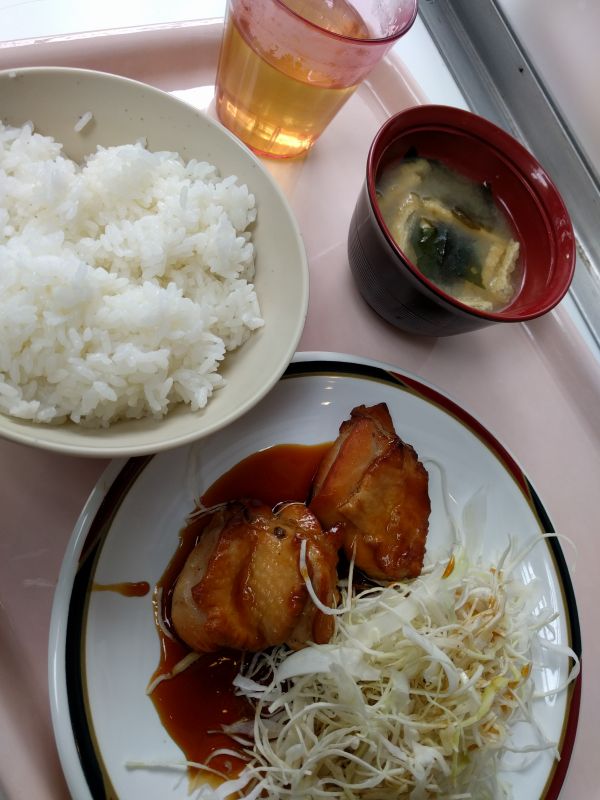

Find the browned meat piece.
xmin=171 ymin=500 xmax=341 ymax=653
xmin=310 ymin=403 xmax=430 ymax=581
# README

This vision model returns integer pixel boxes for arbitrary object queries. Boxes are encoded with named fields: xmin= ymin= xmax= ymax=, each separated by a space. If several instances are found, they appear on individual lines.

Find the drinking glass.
xmin=215 ymin=0 xmax=418 ymax=158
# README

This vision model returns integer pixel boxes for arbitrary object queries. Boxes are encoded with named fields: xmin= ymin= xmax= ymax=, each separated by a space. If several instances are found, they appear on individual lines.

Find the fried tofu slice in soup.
xmin=310 ymin=403 xmax=430 ymax=581
xmin=171 ymin=501 xmax=340 ymax=653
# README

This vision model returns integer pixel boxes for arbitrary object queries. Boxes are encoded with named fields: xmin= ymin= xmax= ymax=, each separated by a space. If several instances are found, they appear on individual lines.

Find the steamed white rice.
xmin=0 ymin=121 xmax=263 ymax=426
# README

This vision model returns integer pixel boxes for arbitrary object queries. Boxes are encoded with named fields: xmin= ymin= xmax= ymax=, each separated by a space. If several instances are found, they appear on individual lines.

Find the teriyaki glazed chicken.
xmin=171 ymin=403 xmax=431 ymax=652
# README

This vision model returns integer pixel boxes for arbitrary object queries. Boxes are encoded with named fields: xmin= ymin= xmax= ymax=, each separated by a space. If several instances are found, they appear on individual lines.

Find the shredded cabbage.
xmin=197 ymin=542 xmax=579 ymax=800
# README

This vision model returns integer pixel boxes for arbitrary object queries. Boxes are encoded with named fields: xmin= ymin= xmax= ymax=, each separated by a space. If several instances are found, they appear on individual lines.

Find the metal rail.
xmin=419 ymin=0 xmax=600 ymax=348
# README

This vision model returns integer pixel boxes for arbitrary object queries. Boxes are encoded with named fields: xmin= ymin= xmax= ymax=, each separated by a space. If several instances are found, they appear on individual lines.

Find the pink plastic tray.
xmin=0 ymin=19 xmax=599 ymax=799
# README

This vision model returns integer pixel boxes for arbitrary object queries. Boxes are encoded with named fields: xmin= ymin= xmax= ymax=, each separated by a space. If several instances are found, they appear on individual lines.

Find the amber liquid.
xmin=215 ymin=0 xmax=370 ymax=158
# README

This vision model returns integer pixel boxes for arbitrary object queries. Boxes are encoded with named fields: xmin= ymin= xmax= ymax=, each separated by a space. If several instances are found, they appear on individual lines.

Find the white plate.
xmin=49 ymin=352 xmax=581 ymax=800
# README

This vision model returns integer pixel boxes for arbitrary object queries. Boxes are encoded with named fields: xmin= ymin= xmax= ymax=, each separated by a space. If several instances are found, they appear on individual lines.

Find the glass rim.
xmin=271 ymin=0 xmax=419 ymax=46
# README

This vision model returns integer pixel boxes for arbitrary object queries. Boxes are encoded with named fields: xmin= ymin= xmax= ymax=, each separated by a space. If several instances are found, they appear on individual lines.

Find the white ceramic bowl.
xmin=0 ymin=66 xmax=309 ymax=457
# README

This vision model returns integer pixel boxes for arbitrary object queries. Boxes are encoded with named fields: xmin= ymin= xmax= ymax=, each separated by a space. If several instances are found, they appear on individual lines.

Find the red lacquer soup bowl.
xmin=348 ymin=105 xmax=575 ymax=336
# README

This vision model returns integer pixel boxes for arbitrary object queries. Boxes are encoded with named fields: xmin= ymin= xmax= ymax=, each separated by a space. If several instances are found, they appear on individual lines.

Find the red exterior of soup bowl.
xmin=348 ymin=105 xmax=576 ymax=336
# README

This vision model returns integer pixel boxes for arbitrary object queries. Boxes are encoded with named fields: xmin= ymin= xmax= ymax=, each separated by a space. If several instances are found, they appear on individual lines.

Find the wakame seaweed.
xmin=410 ymin=218 xmax=484 ymax=288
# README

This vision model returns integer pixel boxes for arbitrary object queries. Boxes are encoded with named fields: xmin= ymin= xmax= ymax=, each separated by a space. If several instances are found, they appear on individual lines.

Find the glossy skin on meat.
xmin=310 ymin=403 xmax=430 ymax=581
xmin=171 ymin=501 xmax=341 ymax=653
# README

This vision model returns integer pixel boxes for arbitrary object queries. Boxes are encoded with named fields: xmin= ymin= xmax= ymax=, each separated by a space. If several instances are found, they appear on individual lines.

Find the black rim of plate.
xmin=62 ymin=357 xmax=582 ymax=800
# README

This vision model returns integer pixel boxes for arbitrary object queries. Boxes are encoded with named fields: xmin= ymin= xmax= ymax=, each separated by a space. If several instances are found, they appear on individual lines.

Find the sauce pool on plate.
xmin=148 ymin=442 xmax=331 ymax=783
xmin=92 ymin=581 xmax=150 ymax=597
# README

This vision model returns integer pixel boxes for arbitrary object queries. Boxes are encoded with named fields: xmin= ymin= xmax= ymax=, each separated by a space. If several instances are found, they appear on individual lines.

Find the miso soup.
xmin=376 ymin=157 xmax=521 ymax=312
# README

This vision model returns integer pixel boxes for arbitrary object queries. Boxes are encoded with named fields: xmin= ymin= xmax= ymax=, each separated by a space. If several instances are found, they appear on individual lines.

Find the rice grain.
xmin=0 ymin=121 xmax=263 ymax=427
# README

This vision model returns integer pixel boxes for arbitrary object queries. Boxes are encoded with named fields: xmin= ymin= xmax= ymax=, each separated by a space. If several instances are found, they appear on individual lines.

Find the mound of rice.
xmin=0 ymin=121 xmax=263 ymax=426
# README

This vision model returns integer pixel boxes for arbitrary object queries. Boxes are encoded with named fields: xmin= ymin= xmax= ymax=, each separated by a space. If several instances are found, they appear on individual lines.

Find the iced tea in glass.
xmin=215 ymin=0 xmax=418 ymax=158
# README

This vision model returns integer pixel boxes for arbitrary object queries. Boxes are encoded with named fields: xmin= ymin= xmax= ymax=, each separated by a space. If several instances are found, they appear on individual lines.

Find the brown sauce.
xmin=149 ymin=442 xmax=331 ymax=783
xmin=92 ymin=580 xmax=150 ymax=597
